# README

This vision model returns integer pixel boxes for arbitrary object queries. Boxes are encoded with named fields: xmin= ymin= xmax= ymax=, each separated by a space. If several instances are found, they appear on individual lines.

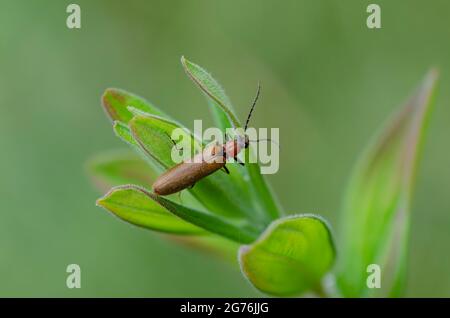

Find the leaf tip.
xmin=180 ymin=55 xmax=190 ymax=69
xmin=95 ymin=196 xmax=106 ymax=208
xmin=427 ymin=67 xmax=439 ymax=80
xmin=424 ymin=67 xmax=440 ymax=93
xmin=95 ymin=184 xmax=124 ymax=206
xmin=101 ymin=88 xmax=123 ymax=121
xmin=112 ymin=120 xmax=121 ymax=130
xmin=95 ymin=186 xmax=120 ymax=208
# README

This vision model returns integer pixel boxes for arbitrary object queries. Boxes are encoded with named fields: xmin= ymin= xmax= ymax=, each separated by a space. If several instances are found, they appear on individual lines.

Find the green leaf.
xmin=113 ymin=121 xmax=139 ymax=147
xmin=87 ymin=150 xmax=156 ymax=190
xmin=129 ymin=114 xmax=194 ymax=168
xmin=239 ymin=215 xmax=335 ymax=296
xmin=147 ymin=191 xmax=260 ymax=244
xmin=181 ymin=56 xmax=241 ymax=130
xmin=128 ymin=113 xmax=257 ymax=221
xmin=246 ymin=159 xmax=284 ymax=221
xmin=336 ymin=69 xmax=439 ymax=297
xmin=96 ymin=185 xmax=205 ymax=235
xmin=112 ymin=120 xmax=167 ymax=183
xmin=102 ymin=88 xmax=166 ymax=123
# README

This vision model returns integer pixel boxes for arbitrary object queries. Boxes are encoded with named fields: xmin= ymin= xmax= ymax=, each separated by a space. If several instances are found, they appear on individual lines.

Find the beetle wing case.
xmin=152 ymin=144 xmax=226 ymax=195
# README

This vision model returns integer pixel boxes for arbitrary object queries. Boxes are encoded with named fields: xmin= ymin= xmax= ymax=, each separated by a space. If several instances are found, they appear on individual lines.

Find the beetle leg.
xmin=222 ymin=165 xmax=230 ymax=174
xmin=172 ymin=139 xmax=184 ymax=153
xmin=234 ymin=156 xmax=245 ymax=166
xmin=189 ymin=183 xmax=196 ymax=189
xmin=172 ymin=140 xmax=184 ymax=154
xmin=165 ymin=132 xmax=184 ymax=153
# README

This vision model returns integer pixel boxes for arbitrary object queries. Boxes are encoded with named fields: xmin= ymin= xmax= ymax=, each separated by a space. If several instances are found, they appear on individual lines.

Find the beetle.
xmin=152 ymin=84 xmax=265 ymax=196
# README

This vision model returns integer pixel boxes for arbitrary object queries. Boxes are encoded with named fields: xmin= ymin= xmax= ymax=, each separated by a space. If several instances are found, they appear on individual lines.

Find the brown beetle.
xmin=152 ymin=85 xmax=261 ymax=196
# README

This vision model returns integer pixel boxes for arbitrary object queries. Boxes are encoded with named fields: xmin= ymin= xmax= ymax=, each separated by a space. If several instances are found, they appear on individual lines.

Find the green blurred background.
xmin=0 ymin=0 xmax=449 ymax=297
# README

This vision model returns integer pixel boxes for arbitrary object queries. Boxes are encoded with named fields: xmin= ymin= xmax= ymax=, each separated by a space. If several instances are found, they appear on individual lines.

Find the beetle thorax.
xmin=224 ymin=139 xmax=240 ymax=158
xmin=224 ymin=135 xmax=247 ymax=159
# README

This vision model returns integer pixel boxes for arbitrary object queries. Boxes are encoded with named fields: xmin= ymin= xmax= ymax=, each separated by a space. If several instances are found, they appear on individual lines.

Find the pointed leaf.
xmin=113 ymin=121 xmax=139 ymax=147
xmin=102 ymin=88 xmax=166 ymax=123
xmin=112 ymin=120 xmax=167 ymax=181
xmin=337 ymin=70 xmax=439 ymax=297
xmin=246 ymin=159 xmax=284 ymax=221
xmin=181 ymin=56 xmax=241 ymax=130
xmin=129 ymin=114 xmax=197 ymax=168
xmin=127 ymin=108 xmax=205 ymax=168
xmin=96 ymin=185 xmax=205 ymax=235
xmin=239 ymin=215 xmax=335 ymax=296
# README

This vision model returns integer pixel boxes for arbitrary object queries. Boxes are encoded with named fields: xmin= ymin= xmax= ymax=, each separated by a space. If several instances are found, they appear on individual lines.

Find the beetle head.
xmin=235 ymin=133 xmax=249 ymax=150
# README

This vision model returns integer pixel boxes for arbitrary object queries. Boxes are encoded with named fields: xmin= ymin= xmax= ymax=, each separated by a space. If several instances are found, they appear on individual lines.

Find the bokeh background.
xmin=0 ymin=0 xmax=449 ymax=297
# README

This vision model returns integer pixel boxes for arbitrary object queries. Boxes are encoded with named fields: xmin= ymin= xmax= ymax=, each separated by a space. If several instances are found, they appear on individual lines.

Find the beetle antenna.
xmin=245 ymin=82 xmax=261 ymax=131
xmin=249 ymin=138 xmax=280 ymax=149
